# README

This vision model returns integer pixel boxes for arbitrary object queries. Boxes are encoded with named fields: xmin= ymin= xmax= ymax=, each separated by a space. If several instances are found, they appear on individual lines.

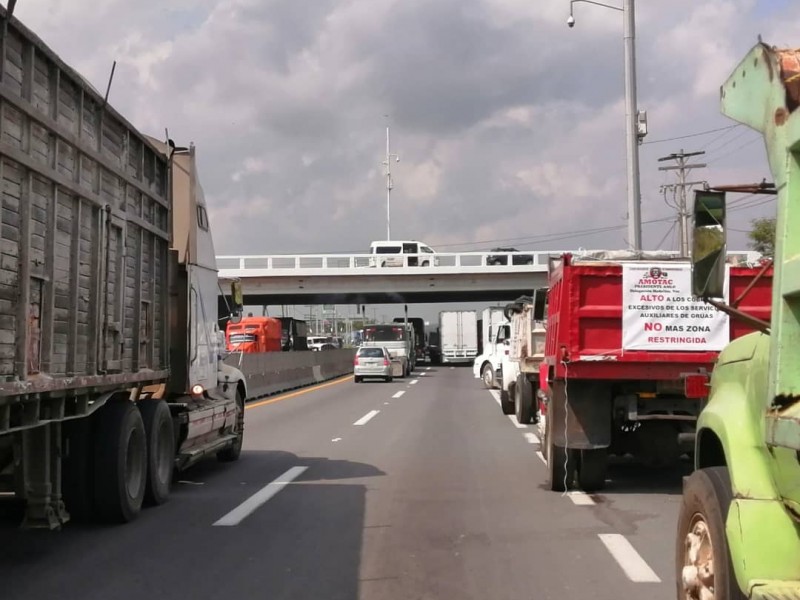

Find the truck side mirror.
xmin=230 ymin=281 xmax=244 ymax=324
xmin=692 ymin=190 xmax=727 ymax=299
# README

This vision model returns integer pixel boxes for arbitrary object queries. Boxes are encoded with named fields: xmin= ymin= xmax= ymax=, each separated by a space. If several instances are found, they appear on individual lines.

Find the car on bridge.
xmin=486 ymin=247 xmax=534 ymax=266
xmin=369 ymin=240 xmax=437 ymax=267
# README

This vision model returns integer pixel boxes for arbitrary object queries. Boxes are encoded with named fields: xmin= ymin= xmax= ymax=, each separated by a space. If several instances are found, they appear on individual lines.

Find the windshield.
xmin=358 ymin=347 xmax=385 ymax=357
xmin=364 ymin=325 xmax=407 ymax=342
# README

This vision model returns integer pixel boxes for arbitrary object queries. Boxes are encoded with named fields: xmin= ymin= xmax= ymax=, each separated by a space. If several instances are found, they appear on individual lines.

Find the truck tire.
xmin=577 ymin=448 xmax=607 ymax=492
xmin=93 ymin=401 xmax=147 ymax=523
xmin=218 ymin=391 xmax=245 ymax=463
xmin=138 ymin=400 xmax=175 ymax=506
xmin=61 ymin=417 xmax=95 ymax=521
xmin=481 ymin=363 xmax=495 ymax=389
xmin=500 ymin=384 xmax=515 ymax=415
xmin=676 ymin=467 xmax=744 ymax=600
xmin=515 ymin=375 xmax=534 ymax=424
xmin=545 ymin=415 xmax=575 ymax=491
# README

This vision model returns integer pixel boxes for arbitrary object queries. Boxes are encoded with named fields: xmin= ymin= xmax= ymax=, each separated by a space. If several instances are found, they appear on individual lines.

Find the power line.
xmin=700 ymin=123 xmax=743 ymax=151
xmin=707 ymin=136 xmax=762 ymax=165
xmin=642 ymin=124 xmax=738 ymax=146
xmin=434 ymin=215 xmax=675 ymax=250
xmin=704 ymin=127 xmax=751 ymax=155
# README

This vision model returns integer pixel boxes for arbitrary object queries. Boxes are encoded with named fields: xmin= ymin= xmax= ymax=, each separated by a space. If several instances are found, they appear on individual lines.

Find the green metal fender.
xmin=696 ymin=333 xmax=800 ymax=591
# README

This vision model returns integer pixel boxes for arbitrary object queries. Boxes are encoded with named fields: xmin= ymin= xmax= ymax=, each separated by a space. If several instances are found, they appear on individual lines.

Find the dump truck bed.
xmin=0 ymin=7 xmax=171 ymax=430
xmin=544 ymin=253 xmax=772 ymax=382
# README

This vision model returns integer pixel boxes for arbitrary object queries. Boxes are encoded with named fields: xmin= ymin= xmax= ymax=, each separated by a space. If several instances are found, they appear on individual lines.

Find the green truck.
xmin=678 ymin=43 xmax=800 ymax=599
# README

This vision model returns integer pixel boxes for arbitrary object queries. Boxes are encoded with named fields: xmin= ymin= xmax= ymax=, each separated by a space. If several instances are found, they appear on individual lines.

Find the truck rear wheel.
xmin=577 ymin=449 xmax=607 ymax=492
xmin=676 ymin=467 xmax=744 ymax=600
xmin=138 ymin=400 xmax=175 ymax=506
xmin=500 ymin=383 xmax=515 ymax=415
xmin=481 ymin=363 xmax=495 ymax=389
xmin=218 ymin=391 xmax=244 ymax=463
xmin=93 ymin=401 xmax=147 ymax=523
xmin=545 ymin=415 xmax=575 ymax=491
xmin=515 ymin=375 xmax=534 ymax=424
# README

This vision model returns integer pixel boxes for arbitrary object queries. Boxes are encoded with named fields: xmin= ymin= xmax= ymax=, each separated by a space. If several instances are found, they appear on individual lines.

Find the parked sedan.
xmin=354 ymin=346 xmax=393 ymax=383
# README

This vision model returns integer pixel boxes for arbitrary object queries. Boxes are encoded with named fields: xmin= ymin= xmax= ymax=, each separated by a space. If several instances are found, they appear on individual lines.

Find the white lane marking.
xmin=392 ymin=391 xmax=405 ymax=398
xmin=331 ymin=437 xmax=342 ymax=442
xmin=354 ymin=410 xmax=380 ymax=426
xmin=598 ymin=534 xmax=661 ymax=583
xmin=410 ymin=379 xmax=418 ymax=385
xmin=568 ymin=491 xmax=595 ymax=506
xmin=523 ymin=432 xmax=539 ymax=444
xmin=450 ymin=366 xmax=455 ymax=370
xmin=490 ymin=390 xmax=501 ymax=405
xmin=426 ymin=367 xmax=432 ymax=371
xmin=507 ymin=415 xmax=528 ymax=429
xmin=420 ymin=372 xmax=427 ymax=377
xmin=384 ymin=402 xmax=389 ymax=405
xmin=535 ymin=451 xmax=546 ymax=464
xmin=213 ymin=466 xmax=308 ymax=527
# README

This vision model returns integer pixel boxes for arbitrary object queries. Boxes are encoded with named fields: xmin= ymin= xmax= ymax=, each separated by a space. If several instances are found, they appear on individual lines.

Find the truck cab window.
xmin=197 ymin=205 xmax=209 ymax=231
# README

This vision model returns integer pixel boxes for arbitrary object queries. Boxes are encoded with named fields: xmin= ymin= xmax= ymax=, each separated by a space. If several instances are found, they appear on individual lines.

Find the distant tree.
xmin=748 ymin=217 xmax=776 ymax=256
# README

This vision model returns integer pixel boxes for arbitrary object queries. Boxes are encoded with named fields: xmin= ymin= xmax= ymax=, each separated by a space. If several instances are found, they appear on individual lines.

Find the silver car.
xmin=354 ymin=346 xmax=393 ymax=383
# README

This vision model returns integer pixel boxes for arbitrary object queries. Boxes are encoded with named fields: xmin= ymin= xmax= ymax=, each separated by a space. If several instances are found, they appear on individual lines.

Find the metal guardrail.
xmin=216 ymin=250 xmax=763 ymax=273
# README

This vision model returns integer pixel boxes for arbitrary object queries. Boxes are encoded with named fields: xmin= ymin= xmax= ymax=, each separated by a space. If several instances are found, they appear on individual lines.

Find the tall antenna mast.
xmin=382 ymin=120 xmax=399 ymax=240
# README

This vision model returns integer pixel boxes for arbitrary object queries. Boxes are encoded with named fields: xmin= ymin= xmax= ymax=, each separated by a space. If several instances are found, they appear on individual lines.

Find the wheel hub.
xmin=682 ymin=515 xmax=715 ymax=600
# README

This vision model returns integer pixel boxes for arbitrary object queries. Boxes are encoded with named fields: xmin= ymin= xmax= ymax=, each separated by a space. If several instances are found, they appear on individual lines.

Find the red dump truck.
xmin=540 ymin=251 xmax=771 ymax=492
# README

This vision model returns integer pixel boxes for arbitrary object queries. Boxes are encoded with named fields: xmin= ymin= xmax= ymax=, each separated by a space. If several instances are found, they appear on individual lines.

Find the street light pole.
xmin=622 ymin=0 xmax=642 ymax=252
xmin=569 ymin=0 xmax=643 ymax=251
xmin=383 ymin=123 xmax=400 ymax=241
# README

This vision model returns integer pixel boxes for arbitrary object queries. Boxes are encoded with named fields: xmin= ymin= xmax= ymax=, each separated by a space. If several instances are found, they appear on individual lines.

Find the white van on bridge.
xmin=369 ymin=240 xmax=437 ymax=267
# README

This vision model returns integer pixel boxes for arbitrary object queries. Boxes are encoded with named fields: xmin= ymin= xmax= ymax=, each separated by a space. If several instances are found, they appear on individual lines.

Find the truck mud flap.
xmin=548 ymin=381 xmax=611 ymax=449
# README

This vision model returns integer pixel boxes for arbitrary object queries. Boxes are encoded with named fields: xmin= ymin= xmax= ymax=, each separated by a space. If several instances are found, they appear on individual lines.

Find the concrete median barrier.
xmin=224 ymin=349 xmax=356 ymax=401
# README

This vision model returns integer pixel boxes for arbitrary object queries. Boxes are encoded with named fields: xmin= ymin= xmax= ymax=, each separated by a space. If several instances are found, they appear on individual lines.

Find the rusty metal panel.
xmin=0 ymin=6 xmax=170 ymax=410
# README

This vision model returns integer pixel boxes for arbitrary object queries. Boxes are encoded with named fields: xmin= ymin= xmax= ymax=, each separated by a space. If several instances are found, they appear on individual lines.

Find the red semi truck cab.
xmin=226 ymin=317 xmax=283 ymax=353
xmin=540 ymin=251 xmax=771 ymax=493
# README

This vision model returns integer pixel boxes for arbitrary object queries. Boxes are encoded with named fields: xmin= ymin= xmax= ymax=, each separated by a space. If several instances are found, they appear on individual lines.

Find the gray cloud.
xmin=15 ymin=0 xmax=796 ymax=260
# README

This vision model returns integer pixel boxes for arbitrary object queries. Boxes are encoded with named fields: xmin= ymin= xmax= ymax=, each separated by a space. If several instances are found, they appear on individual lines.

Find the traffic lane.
xmin=242 ymin=372 xmax=407 ymax=451
xmin=587 ymin=457 xmax=689 ymax=587
xmin=0 ymin=373 xmax=399 ymax=600
xmin=0 ymin=447 xmax=384 ymax=600
xmin=342 ymin=367 xmax=670 ymax=600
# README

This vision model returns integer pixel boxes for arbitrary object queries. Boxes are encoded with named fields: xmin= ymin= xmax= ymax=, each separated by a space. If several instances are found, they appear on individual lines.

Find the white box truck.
xmin=439 ymin=311 xmax=479 ymax=364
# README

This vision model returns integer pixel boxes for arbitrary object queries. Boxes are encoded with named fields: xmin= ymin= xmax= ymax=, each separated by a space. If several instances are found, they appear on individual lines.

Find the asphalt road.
xmin=0 ymin=365 xmax=687 ymax=600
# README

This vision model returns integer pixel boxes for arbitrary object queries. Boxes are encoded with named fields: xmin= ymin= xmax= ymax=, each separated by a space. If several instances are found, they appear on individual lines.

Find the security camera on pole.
xmin=568 ymin=0 xmax=647 ymax=251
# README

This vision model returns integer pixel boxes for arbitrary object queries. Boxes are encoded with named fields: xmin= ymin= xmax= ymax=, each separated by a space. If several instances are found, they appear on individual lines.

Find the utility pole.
xmin=568 ymin=0 xmax=647 ymax=251
xmin=382 ymin=122 xmax=400 ymax=240
xmin=658 ymin=149 xmax=706 ymax=256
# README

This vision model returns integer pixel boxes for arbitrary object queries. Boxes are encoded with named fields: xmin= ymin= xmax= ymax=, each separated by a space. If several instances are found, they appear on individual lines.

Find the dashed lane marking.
xmin=598 ymin=534 xmax=661 ymax=583
xmin=354 ymin=410 xmax=380 ymax=426
xmin=213 ymin=466 xmax=308 ymax=527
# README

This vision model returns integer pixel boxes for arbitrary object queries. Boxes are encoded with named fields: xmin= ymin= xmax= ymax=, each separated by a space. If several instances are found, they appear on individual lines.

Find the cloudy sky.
xmin=15 ymin=0 xmax=795 ymax=259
